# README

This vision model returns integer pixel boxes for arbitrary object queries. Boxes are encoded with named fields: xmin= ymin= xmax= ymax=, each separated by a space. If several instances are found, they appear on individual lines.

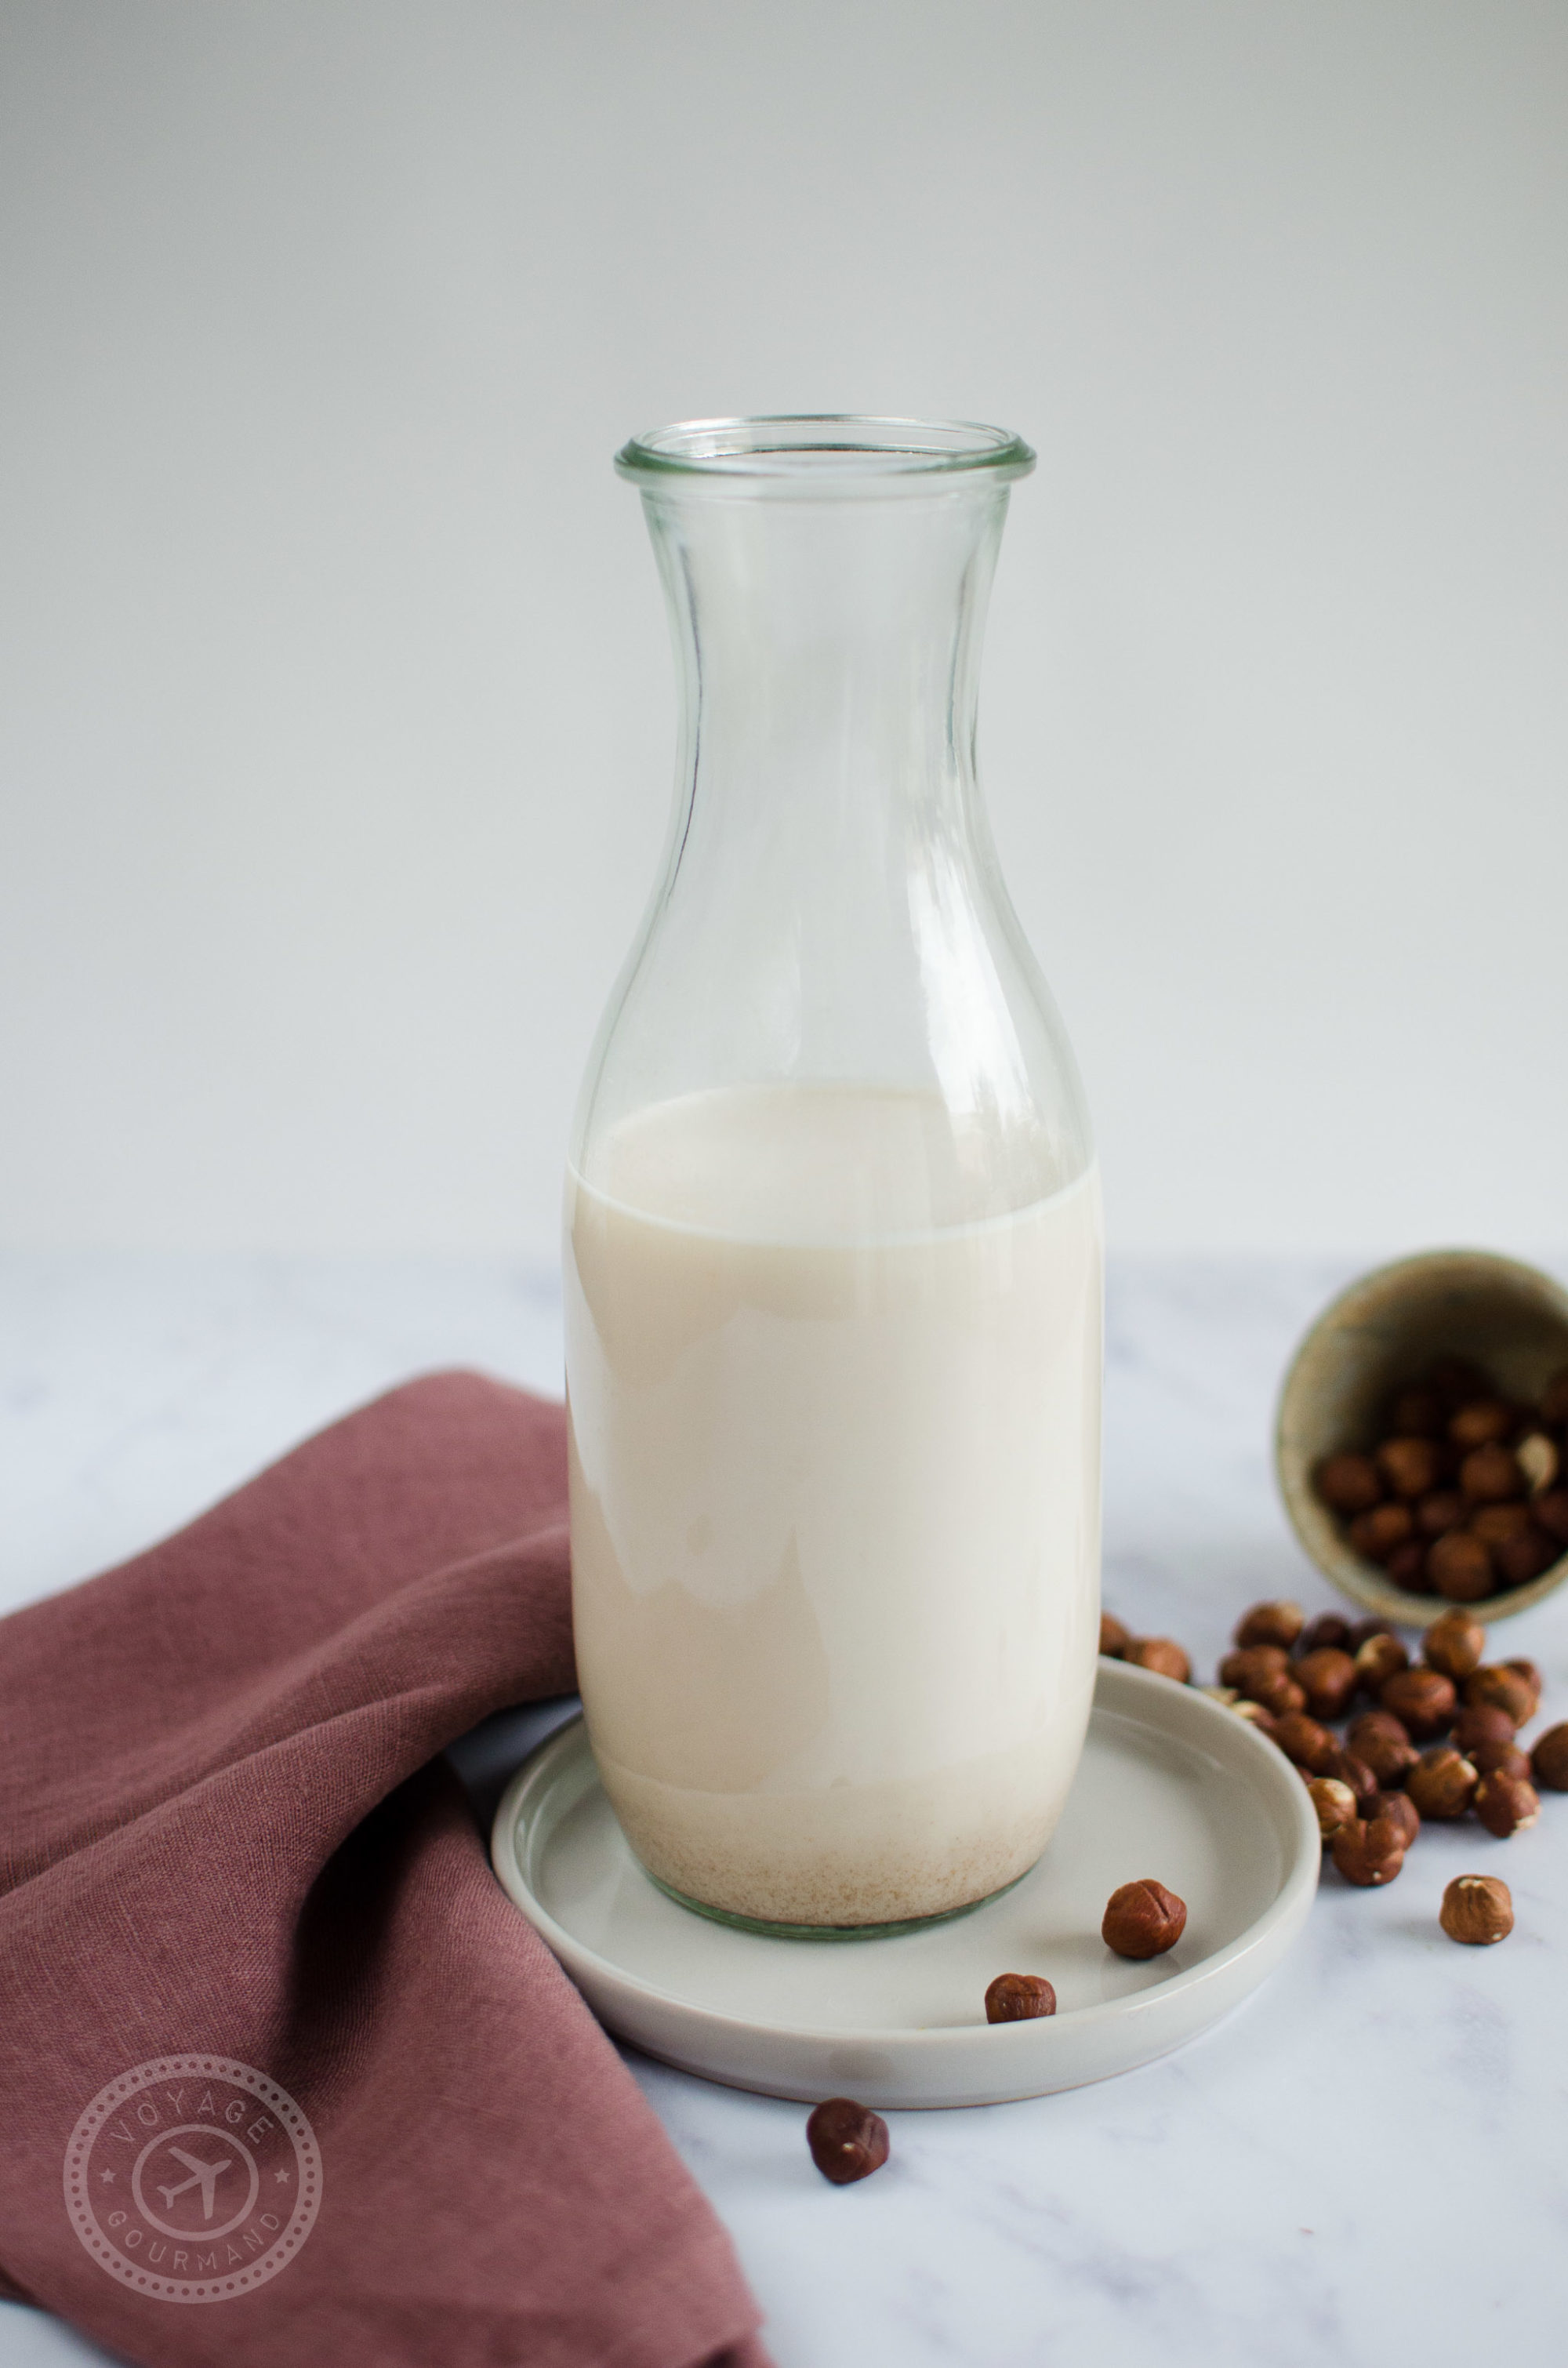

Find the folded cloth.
xmin=0 ymin=1371 xmax=772 ymax=2368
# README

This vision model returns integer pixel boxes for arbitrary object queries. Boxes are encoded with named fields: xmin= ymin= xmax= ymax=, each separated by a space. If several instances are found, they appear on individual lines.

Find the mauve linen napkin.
xmin=0 ymin=1371 xmax=772 ymax=2368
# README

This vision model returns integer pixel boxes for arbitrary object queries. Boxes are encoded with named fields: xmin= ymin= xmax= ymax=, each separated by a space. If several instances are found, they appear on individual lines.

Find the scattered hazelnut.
xmin=1353 ymin=1633 xmax=1408 ymax=1695
xmin=1347 ymin=1617 xmax=1396 ymax=1651
xmin=1347 ymin=1711 xmax=1419 ymax=1789
xmin=1102 ymin=1880 xmax=1187 ymax=1960
xmin=1231 ymin=1700 xmax=1280 ymax=1738
xmin=1371 ymin=1789 xmax=1421 ymax=1848
xmin=1451 ymin=1702 xmax=1519 ymax=1755
xmin=1496 ymin=1526 xmax=1559 ymax=1588
xmin=1439 ymin=1874 xmax=1513 ymax=1945
xmin=1348 ymin=1503 xmax=1415 ymax=1564
xmin=1464 ymin=1665 xmax=1534 ymax=1728
xmin=1422 ymin=1609 xmax=1486 ymax=1682
xmin=1272 ymin=1712 xmax=1339 ymax=1774
xmin=1473 ymin=1771 xmax=1541 ymax=1839
xmin=1307 ymin=1777 xmax=1358 ymax=1839
xmin=1321 ymin=1749 xmax=1380 ymax=1814
xmin=1377 ymin=1436 xmax=1443 ymax=1499
xmin=1468 ymin=1738 xmax=1533 ymax=1783
xmin=1124 ymin=1637 xmax=1191 ymax=1684
xmin=1297 ymin=1612 xmax=1352 ymax=1655
xmin=984 ymin=1972 xmax=1057 ymax=2023
xmin=1448 ymin=1399 xmax=1516 ymax=1451
xmin=1415 ymin=1489 xmax=1468 ymax=1539
xmin=1099 ymin=1611 xmax=1131 ymax=1658
xmin=1530 ymin=1722 xmax=1568 ymax=1791
xmin=1504 ymin=1658 xmax=1544 ymax=1716
xmin=1233 ymin=1599 xmax=1305 ymax=1650
xmin=1536 ymin=1489 xmax=1568 ymax=1547
xmin=1379 ymin=1667 xmax=1457 ymax=1741
xmin=1295 ymin=1647 xmax=1358 ymax=1721
xmin=1330 ymin=1815 xmax=1406 ymax=1887
xmin=1515 ymin=1432 xmax=1560 ymax=1495
xmin=1428 ymin=1531 xmax=1494 ymax=1603
xmin=1388 ymin=1386 xmax=1446 ymax=1438
xmin=1406 ymin=1745 xmax=1479 ymax=1821
xmin=1460 ymin=1443 xmax=1525 ymax=1505
xmin=806 ymin=2097 xmax=890 ymax=2185
xmin=1315 ymin=1452 xmax=1384 ymax=1516
xmin=1539 ymin=1367 xmax=1568 ymax=1427
xmin=1219 ymin=1643 xmax=1290 ymax=1691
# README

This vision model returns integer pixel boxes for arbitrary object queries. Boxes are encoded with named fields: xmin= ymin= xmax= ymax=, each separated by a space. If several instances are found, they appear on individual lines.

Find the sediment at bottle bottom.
xmin=593 ymin=1736 xmax=1077 ymax=1929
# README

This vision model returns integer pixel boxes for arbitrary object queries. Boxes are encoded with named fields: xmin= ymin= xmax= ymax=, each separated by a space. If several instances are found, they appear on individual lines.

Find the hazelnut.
xmin=1297 ymin=1612 xmax=1352 ymax=1655
xmin=1538 ymin=1367 xmax=1568 ymax=1428
xmin=1439 ymin=1874 xmax=1513 ymax=1945
xmin=1428 ymin=1531 xmax=1494 ymax=1603
xmin=1379 ymin=1667 xmax=1457 ymax=1741
xmin=1307 ymin=1776 xmax=1359 ymax=1839
xmin=1346 ymin=1618 xmax=1396 ymax=1651
xmin=1377 ymin=1436 xmax=1443 ymax=1499
xmin=1535 ymin=1489 xmax=1568 ymax=1546
xmin=1503 ymin=1657 xmax=1543 ymax=1716
xmin=1219 ymin=1643 xmax=1290 ymax=1691
xmin=1429 ymin=1356 xmax=1490 ymax=1408
xmin=1371 ymin=1789 xmax=1421 ymax=1847
xmin=1473 ymin=1771 xmax=1541 ymax=1839
xmin=806 ymin=2097 xmax=890 ymax=2184
xmin=1415 ymin=1489 xmax=1468 ymax=1539
xmin=1383 ymin=1539 xmax=1432 ymax=1593
xmin=1495 ymin=1526 xmax=1559 ymax=1588
xmin=1529 ymin=1721 xmax=1568 ymax=1791
xmin=1347 ymin=1503 xmax=1415 ymax=1564
xmin=1233 ymin=1599 xmax=1305 ymax=1651
xmin=1124 ymin=1637 xmax=1191 ymax=1684
xmin=1295 ymin=1647 xmax=1358 ymax=1721
xmin=1321 ymin=1749 xmax=1380 ymax=1814
xmin=1353 ymin=1633 xmax=1408 ymax=1695
xmin=1272 ymin=1712 xmax=1340 ymax=1774
xmin=984 ymin=1972 xmax=1057 ymax=2023
xmin=1102 ymin=1880 xmax=1187 ymax=1959
xmin=1406 ymin=1745 xmax=1479 ymax=1821
xmin=1461 ymin=1443 xmax=1525 ymax=1505
xmin=1515 ymin=1431 xmax=1560 ymax=1495
xmin=1316 ymin=1452 xmax=1384 ymax=1516
xmin=1231 ymin=1699 xmax=1280 ymax=1738
xmin=1330 ymin=1815 xmax=1406 ymax=1887
xmin=1422 ymin=1608 xmax=1486 ymax=1681
xmin=1099 ymin=1611 xmax=1131 ymax=1658
xmin=1388 ymin=1386 xmax=1446 ymax=1438
xmin=1451 ymin=1702 xmax=1519 ymax=1755
xmin=1448 ymin=1399 xmax=1516 ymax=1451
xmin=1469 ymin=1501 xmax=1533 ymax=1546
xmin=1468 ymin=1738 xmax=1532 ymax=1783
xmin=1464 ymin=1665 xmax=1534 ymax=1728
xmin=1347 ymin=1710 xmax=1420 ymax=1788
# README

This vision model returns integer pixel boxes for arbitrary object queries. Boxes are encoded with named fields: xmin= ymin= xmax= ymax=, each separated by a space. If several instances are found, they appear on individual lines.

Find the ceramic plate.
xmin=489 ymin=1659 xmax=1319 ymax=2108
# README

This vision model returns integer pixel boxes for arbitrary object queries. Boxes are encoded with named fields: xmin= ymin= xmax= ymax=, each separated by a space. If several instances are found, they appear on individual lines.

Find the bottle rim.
xmin=615 ymin=414 xmax=1036 ymax=489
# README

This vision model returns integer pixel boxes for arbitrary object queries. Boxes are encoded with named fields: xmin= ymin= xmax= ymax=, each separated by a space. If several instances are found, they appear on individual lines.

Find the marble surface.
xmin=2 ymin=1248 xmax=1565 ymax=2367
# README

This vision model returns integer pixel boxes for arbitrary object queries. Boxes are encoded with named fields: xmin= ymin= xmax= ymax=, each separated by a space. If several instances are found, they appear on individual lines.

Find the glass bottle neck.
xmin=645 ymin=485 xmax=1009 ymax=851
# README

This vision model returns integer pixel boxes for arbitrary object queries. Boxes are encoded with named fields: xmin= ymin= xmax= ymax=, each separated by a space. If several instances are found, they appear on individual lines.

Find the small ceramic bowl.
xmin=1276 ymin=1248 xmax=1568 ymax=1626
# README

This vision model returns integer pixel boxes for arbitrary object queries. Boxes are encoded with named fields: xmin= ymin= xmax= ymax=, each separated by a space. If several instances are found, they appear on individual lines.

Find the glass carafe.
xmin=564 ymin=416 xmax=1102 ymax=1935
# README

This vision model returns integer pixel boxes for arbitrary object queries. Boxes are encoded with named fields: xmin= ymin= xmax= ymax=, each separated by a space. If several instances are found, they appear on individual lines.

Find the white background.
xmin=2 ymin=0 xmax=1564 ymax=1262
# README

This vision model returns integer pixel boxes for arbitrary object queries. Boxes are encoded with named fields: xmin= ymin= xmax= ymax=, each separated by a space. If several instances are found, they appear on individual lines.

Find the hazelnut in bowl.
xmin=1276 ymin=1249 xmax=1568 ymax=1626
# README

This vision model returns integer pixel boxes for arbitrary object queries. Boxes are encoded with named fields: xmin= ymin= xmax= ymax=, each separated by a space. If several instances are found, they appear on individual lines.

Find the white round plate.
xmin=489 ymin=1660 xmax=1319 ymax=2108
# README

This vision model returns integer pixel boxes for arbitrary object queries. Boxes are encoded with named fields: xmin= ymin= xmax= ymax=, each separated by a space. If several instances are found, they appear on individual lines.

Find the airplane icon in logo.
xmin=155 ymin=2147 xmax=235 ymax=2221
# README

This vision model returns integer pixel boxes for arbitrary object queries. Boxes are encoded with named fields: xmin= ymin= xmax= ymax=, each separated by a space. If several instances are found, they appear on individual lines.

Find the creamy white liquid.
xmin=564 ymin=1085 xmax=1102 ymax=1927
